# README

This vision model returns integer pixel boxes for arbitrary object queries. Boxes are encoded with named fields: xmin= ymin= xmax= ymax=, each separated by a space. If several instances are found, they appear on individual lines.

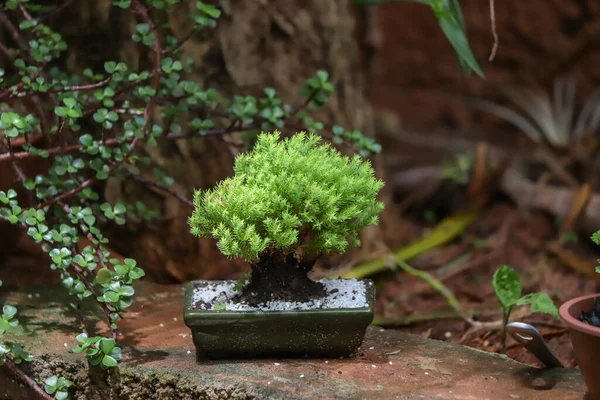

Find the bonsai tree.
xmin=188 ymin=131 xmax=384 ymax=305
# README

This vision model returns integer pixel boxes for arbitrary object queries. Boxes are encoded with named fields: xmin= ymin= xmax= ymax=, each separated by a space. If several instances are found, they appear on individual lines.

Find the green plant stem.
xmin=341 ymin=208 xmax=478 ymax=279
xmin=3 ymin=355 xmax=52 ymax=400
xmin=395 ymin=259 xmax=466 ymax=318
xmin=501 ymin=306 xmax=511 ymax=353
xmin=373 ymin=308 xmax=502 ymax=327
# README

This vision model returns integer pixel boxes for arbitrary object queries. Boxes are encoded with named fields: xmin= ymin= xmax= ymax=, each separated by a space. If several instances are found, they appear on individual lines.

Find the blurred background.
xmin=2 ymin=0 xmax=600 ymax=368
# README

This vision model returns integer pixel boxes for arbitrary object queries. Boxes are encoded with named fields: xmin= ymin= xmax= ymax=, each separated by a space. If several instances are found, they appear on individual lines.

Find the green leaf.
xmin=0 ymin=319 xmax=13 ymax=332
xmin=2 ymin=304 xmax=17 ymax=318
xmin=95 ymin=268 xmax=113 ymax=285
xmin=591 ymin=230 xmax=600 ymax=245
xmin=56 ymin=391 xmax=69 ymax=400
xmin=63 ymin=97 xmax=76 ymax=108
xmin=96 ymin=169 xmax=109 ymax=180
xmin=44 ymin=376 xmax=58 ymax=394
xmin=492 ymin=265 xmax=521 ymax=309
xmin=129 ymin=267 xmax=145 ymax=280
xmin=124 ymin=258 xmax=137 ymax=268
xmin=114 ymin=264 xmax=128 ymax=275
xmin=136 ymin=23 xmax=150 ymax=35
xmin=119 ymin=285 xmax=135 ymax=296
xmin=196 ymin=1 xmax=221 ymax=18
xmin=104 ymin=61 xmax=116 ymax=74
xmin=103 ymin=291 xmax=120 ymax=303
xmin=102 ymin=354 xmax=118 ymax=368
xmin=83 ymin=215 xmax=96 ymax=226
xmin=114 ymin=203 xmax=126 ymax=214
xmin=79 ymin=134 xmax=93 ymax=146
xmin=99 ymin=338 xmax=116 ymax=354
xmin=516 ymin=292 xmax=559 ymax=319
xmin=436 ymin=13 xmax=484 ymax=78
xmin=264 ymin=87 xmax=276 ymax=98
xmin=87 ymin=349 xmax=104 ymax=366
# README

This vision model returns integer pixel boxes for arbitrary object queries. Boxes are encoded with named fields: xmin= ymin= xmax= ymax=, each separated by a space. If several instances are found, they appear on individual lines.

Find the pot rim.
xmin=559 ymin=293 xmax=600 ymax=337
xmin=183 ymin=279 xmax=375 ymax=317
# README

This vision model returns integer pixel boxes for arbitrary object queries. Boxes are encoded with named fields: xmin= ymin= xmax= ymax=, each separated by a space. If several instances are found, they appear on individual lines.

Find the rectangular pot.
xmin=183 ymin=279 xmax=375 ymax=359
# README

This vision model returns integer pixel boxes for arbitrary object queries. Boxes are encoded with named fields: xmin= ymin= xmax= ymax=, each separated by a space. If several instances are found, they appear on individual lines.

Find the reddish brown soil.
xmin=373 ymin=202 xmax=600 ymax=368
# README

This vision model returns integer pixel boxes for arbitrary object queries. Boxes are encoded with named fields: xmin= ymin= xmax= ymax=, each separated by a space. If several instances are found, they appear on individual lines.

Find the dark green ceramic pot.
xmin=183 ymin=279 xmax=375 ymax=359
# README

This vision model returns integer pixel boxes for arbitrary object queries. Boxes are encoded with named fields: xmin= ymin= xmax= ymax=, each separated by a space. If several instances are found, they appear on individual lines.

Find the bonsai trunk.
xmin=239 ymin=254 xmax=325 ymax=306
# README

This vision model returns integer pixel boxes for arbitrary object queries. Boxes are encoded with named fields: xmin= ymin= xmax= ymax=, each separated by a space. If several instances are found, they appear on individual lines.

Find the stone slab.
xmin=0 ymin=282 xmax=587 ymax=399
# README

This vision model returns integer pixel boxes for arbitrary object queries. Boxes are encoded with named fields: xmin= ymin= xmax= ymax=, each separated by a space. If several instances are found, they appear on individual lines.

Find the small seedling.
xmin=492 ymin=265 xmax=559 ymax=351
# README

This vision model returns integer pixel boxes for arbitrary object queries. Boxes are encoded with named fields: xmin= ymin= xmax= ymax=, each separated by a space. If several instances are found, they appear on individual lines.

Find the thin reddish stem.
xmin=3 ymin=356 xmax=53 ymax=400
xmin=129 ymin=174 xmax=193 ymax=207
xmin=10 ymin=76 xmax=112 ymax=99
xmin=0 ymin=138 xmax=121 ymax=162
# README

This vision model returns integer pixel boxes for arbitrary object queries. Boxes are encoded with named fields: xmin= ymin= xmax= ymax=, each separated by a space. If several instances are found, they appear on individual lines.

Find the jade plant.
xmin=188 ymin=132 xmax=384 ymax=305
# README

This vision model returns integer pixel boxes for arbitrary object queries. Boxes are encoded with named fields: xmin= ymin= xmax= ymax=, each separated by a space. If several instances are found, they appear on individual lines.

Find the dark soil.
xmin=580 ymin=297 xmax=600 ymax=327
xmin=238 ymin=254 xmax=326 ymax=307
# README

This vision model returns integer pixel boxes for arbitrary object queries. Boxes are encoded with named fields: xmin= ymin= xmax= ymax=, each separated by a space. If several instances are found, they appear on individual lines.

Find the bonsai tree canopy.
xmin=188 ymin=132 xmax=384 ymax=303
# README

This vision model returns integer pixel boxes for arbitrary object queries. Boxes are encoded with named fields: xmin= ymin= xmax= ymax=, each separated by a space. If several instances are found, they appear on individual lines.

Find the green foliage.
xmin=492 ymin=265 xmax=521 ymax=309
xmin=0 ymin=343 xmax=33 ymax=365
xmin=44 ymin=375 xmax=73 ymax=400
xmin=492 ymin=265 xmax=559 ymax=319
xmin=189 ymin=132 xmax=384 ymax=262
xmin=354 ymin=0 xmax=484 ymax=77
xmin=515 ymin=293 xmax=560 ymax=317
xmin=592 ymin=231 xmax=600 ymax=274
xmin=0 ymin=304 xmax=19 ymax=334
xmin=72 ymin=334 xmax=122 ymax=368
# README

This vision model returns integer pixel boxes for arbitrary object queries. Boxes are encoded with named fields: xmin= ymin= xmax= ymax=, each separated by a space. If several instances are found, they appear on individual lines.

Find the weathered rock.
xmin=0 ymin=282 xmax=587 ymax=399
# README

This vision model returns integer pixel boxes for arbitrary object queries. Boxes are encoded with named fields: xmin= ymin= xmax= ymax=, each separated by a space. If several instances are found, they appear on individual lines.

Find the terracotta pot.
xmin=184 ymin=279 xmax=375 ymax=359
xmin=559 ymin=294 xmax=600 ymax=399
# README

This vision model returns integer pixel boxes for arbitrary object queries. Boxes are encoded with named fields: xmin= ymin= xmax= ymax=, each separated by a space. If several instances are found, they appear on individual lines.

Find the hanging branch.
xmin=488 ymin=0 xmax=498 ymax=61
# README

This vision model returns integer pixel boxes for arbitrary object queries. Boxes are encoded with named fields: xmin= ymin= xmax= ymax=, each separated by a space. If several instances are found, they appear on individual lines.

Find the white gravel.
xmin=192 ymin=279 xmax=370 ymax=311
